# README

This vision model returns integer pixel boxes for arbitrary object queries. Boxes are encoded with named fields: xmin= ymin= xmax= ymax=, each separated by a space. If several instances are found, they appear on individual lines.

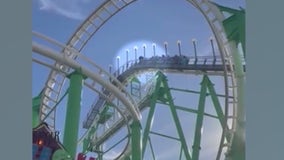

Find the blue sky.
xmin=32 ymin=0 xmax=245 ymax=159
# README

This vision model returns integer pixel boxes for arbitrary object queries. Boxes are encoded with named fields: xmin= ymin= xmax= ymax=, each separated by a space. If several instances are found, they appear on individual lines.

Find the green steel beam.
xmin=192 ymin=76 xmax=208 ymax=160
xmin=174 ymin=105 xmax=219 ymax=119
xmin=141 ymin=103 xmax=156 ymax=156
xmin=142 ymin=76 xmax=161 ymax=158
xmin=131 ymin=120 xmax=142 ymax=160
xmin=167 ymin=91 xmax=192 ymax=160
xmin=206 ymin=76 xmax=231 ymax=140
xmin=141 ymin=72 xmax=192 ymax=159
xmin=170 ymin=87 xmax=209 ymax=95
xmin=156 ymin=102 xmax=219 ymax=119
xmin=211 ymin=2 xmax=244 ymax=15
xmin=32 ymin=108 xmax=40 ymax=128
xmin=63 ymin=71 xmax=85 ymax=159
xmin=149 ymin=131 xmax=180 ymax=141
xmin=213 ymin=2 xmax=246 ymax=56
xmin=148 ymin=137 xmax=156 ymax=160
xmin=156 ymin=72 xmax=192 ymax=160
xmin=179 ymin=146 xmax=183 ymax=160
xmin=170 ymin=87 xmax=233 ymax=99
xmin=32 ymin=93 xmax=41 ymax=128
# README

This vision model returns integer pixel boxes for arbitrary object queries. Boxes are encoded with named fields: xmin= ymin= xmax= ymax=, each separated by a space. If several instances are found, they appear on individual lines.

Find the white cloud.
xmin=38 ymin=0 xmax=89 ymax=20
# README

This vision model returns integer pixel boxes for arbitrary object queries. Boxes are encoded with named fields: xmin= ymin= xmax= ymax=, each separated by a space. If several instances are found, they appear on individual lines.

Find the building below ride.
xmin=33 ymin=123 xmax=96 ymax=160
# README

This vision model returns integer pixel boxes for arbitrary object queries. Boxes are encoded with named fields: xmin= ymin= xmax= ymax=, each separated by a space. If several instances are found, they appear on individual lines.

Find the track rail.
xmin=38 ymin=0 xmax=137 ymax=131
xmin=32 ymin=32 xmax=141 ymax=124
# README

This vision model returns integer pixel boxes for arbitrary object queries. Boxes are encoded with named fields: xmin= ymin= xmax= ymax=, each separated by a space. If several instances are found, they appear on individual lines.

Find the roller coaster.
xmin=32 ymin=0 xmax=245 ymax=160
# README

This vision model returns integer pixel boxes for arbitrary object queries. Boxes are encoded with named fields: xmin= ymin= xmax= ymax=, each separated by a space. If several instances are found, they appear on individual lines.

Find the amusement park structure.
xmin=32 ymin=0 xmax=245 ymax=160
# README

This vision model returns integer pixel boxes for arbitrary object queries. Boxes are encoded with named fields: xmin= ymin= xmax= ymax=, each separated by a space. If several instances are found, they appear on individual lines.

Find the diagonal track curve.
xmin=32 ymin=37 xmax=141 ymax=122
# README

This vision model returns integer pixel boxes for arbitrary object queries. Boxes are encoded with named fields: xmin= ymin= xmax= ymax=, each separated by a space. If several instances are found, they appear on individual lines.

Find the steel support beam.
xmin=32 ymin=42 xmax=141 ymax=122
xmin=131 ymin=120 xmax=142 ymax=160
xmin=159 ymin=73 xmax=192 ymax=160
xmin=192 ymin=76 xmax=208 ymax=160
xmin=142 ymin=77 xmax=160 ymax=158
xmin=206 ymin=76 xmax=230 ymax=141
xmin=63 ymin=71 xmax=84 ymax=158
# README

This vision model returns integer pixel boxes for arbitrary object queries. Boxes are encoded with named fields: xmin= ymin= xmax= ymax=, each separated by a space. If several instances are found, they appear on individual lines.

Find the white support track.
xmin=32 ymin=33 xmax=141 ymax=122
xmin=38 ymin=0 xmax=137 ymax=132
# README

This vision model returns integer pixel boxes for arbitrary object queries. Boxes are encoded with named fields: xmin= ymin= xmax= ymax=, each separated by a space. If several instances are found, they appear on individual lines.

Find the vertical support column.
xmin=192 ymin=76 xmax=208 ymax=160
xmin=63 ymin=71 xmax=85 ymax=159
xmin=131 ymin=120 xmax=142 ymax=160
